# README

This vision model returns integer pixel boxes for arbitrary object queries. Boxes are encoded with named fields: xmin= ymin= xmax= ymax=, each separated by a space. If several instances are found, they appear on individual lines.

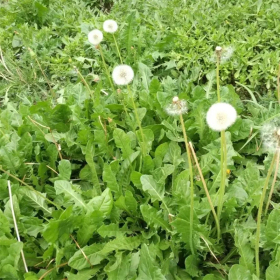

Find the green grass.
xmin=0 ymin=0 xmax=280 ymax=279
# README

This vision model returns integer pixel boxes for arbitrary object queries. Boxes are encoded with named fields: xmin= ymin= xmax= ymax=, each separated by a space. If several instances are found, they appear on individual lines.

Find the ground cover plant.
xmin=1 ymin=0 xmax=280 ymax=279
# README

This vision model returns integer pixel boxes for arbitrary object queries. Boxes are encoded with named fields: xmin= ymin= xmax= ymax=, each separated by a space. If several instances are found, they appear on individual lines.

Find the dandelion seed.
xmin=103 ymin=20 xmax=118 ymax=33
xmin=165 ymin=96 xmax=188 ymax=116
xmin=112 ymin=65 xmax=134 ymax=85
xmin=210 ymin=46 xmax=235 ymax=64
xmin=206 ymin=102 xmax=237 ymax=131
xmin=88 ymin=29 xmax=103 ymax=46
xmin=261 ymin=120 xmax=280 ymax=152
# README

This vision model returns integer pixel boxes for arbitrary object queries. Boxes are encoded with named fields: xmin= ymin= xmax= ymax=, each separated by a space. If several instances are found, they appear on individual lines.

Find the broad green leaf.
xmin=234 ymin=227 xmax=254 ymax=272
xmin=77 ymin=211 xmax=103 ymax=246
xmin=140 ymin=204 xmax=171 ymax=232
xmin=136 ymin=244 xmax=165 ymax=280
xmin=163 ymin=141 xmax=183 ymax=166
xmin=65 ymin=267 xmax=102 ymax=280
xmin=101 ymin=235 xmax=142 ymax=255
xmin=185 ymin=255 xmax=199 ymax=277
xmin=106 ymin=252 xmax=131 ymax=280
xmin=140 ymin=175 xmax=164 ymax=202
xmin=266 ymin=264 xmax=280 ymax=280
xmin=266 ymin=209 xmax=280 ymax=247
xmin=0 ymin=210 xmax=10 ymax=236
xmin=55 ymin=180 xmax=87 ymax=209
xmin=68 ymin=243 xmax=106 ymax=270
xmin=97 ymin=223 xmax=130 ymax=238
xmin=228 ymin=264 xmax=252 ymax=280
xmin=85 ymin=140 xmax=101 ymax=194
xmin=88 ymin=188 xmax=113 ymax=216
xmin=113 ymin=128 xmax=133 ymax=159
xmin=58 ymin=159 xmax=71 ymax=180
xmin=103 ymin=163 xmax=120 ymax=193
xmin=20 ymin=188 xmax=52 ymax=216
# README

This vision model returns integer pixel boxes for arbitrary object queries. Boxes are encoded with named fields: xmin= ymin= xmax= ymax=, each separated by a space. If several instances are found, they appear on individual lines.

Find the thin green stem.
xmin=179 ymin=114 xmax=195 ymax=255
xmin=217 ymin=130 xmax=227 ymax=232
xmin=74 ymin=66 xmax=94 ymax=100
xmin=98 ymin=46 xmax=115 ymax=92
xmin=189 ymin=142 xmax=220 ymax=240
xmin=265 ymin=150 xmax=280 ymax=215
xmin=216 ymin=56 xmax=221 ymax=102
xmin=255 ymin=152 xmax=277 ymax=278
xmin=127 ymin=85 xmax=146 ymax=155
xmin=113 ymin=34 xmax=123 ymax=64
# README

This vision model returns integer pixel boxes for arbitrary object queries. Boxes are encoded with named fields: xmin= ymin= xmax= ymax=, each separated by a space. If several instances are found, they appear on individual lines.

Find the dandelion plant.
xmin=166 ymin=96 xmax=195 ymax=255
xmin=206 ymin=102 xmax=237 ymax=239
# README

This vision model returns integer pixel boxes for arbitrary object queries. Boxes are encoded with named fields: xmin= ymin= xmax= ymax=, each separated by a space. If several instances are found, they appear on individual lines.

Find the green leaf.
xmin=58 ymin=159 xmax=71 ymax=180
xmin=113 ymin=128 xmax=133 ymax=159
xmin=0 ymin=210 xmax=10 ymax=236
xmin=21 ymin=188 xmax=52 ymax=216
xmin=85 ymin=140 xmax=101 ymax=194
xmin=136 ymin=244 xmax=165 ymax=280
xmin=266 ymin=209 xmax=280 ymax=247
xmin=140 ymin=175 xmax=164 ymax=202
xmin=185 ymin=255 xmax=199 ymax=277
xmin=88 ymin=188 xmax=113 ymax=216
xmin=140 ymin=204 xmax=171 ymax=232
xmin=101 ymin=235 xmax=142 ymax=255
xmin=106 ymin=252 xmax=131 ymax=280
xmin=68 ymin=243 xmax=106 ymax=270
xmin=97 ymin=223 xmax=130 ymax=238
xmin=163 ymin=141 xmax=183 ymax=166
xmin=103 ymin=163 xmax=120 ymax=193
xmin=228 ymin=265 xmax=252 ymax=280
xmin=55 ymin=180 xmax=87 ymax=209
xmin=266 ymin=264 xmax=280 ymax=280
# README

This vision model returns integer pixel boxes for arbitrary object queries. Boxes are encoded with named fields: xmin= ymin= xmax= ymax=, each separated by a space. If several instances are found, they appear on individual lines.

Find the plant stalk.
xmin=217 ymin=130 xmax=227 ymax=231
xmin=255 ymin=151 xmax=277 ymax=278
xmin=7 ymin=180 xmax=29 ymax=273
xmin=98 ymin=45 xmax=115 ymax=92
xmin=265 ymin=149 xmax=280 ymax=215
xmin=179 ymin=114 xmax=195 ymax=255
xmin=189 ymin=142 xmax=220 ymax=240
xmin=113 ymin=34 xmax=123 ymax=63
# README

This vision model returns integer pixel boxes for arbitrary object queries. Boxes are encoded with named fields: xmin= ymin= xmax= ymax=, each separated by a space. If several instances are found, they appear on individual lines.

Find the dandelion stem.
xmin=179 ymin=114 xmax=195 ymax=255
xmin=216 ymin=56 xmax=221 ymax=102
xmin=255 ymin=151 xmax=277 ymax=278
xmin=265 ymin=150 xmax=280 ymax=215
xmin=113 ymin=34 xmax=123 ymax=63
xmin=98 ymin=46 xmax=115 ymax=92
xmin=127 ymin=85 xmax=146 ymax=155
xmin=189 ymin=142 xmax=220 ymax=240
xmin=277 ymin=63 xmax=280 ymax=105
xmin=73 ymin=66 xmax=94 ymax=100
xmin=217 ymin=130 xmax=227 ymax=237
xmin=7 ymin=180 xmax=29 ymax=273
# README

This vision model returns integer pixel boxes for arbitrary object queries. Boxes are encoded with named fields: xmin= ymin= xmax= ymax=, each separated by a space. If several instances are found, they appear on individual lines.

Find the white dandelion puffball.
xmin=206 ymin=102 xmax=237 ymax=131
xmin=165 ymin=97 xmax=188 ymax=116
xmin=261 ymin=120 xmax=280 ymax=152
xmin=88 ymin=29 xmax=103 ymax=46
xmin=103 ymin=20 xmax=118 ymax=33
xmin=112 ymin=65 xmax=134 ymax=85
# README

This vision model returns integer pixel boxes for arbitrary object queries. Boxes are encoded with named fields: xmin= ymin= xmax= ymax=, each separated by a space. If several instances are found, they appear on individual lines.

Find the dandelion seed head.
xmin=165 ymin=97 xmax=188 ymax=116
xmin=103 ymin=19 xmax=118 ymax=33
xmin=173 ymin=96 xmax=179 ymax=103
xmin=88 ymin=29 xmax=103 ymax=46
xmin=112 ymin=65 xmax=134 ymax=85
xmin=210 ymin=46 xmax=235 ymax=64
xmin=206 ymin=102 xmax=237 ymax=131
xmin=216 ymin=46 xmax=222 ymax=52
xmin=261 ymin=120 xmax=280 ymax=152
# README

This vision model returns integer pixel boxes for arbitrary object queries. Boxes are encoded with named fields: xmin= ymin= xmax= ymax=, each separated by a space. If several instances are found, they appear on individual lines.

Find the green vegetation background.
xmin=1 ymin=0 xmax=280 ymax=279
